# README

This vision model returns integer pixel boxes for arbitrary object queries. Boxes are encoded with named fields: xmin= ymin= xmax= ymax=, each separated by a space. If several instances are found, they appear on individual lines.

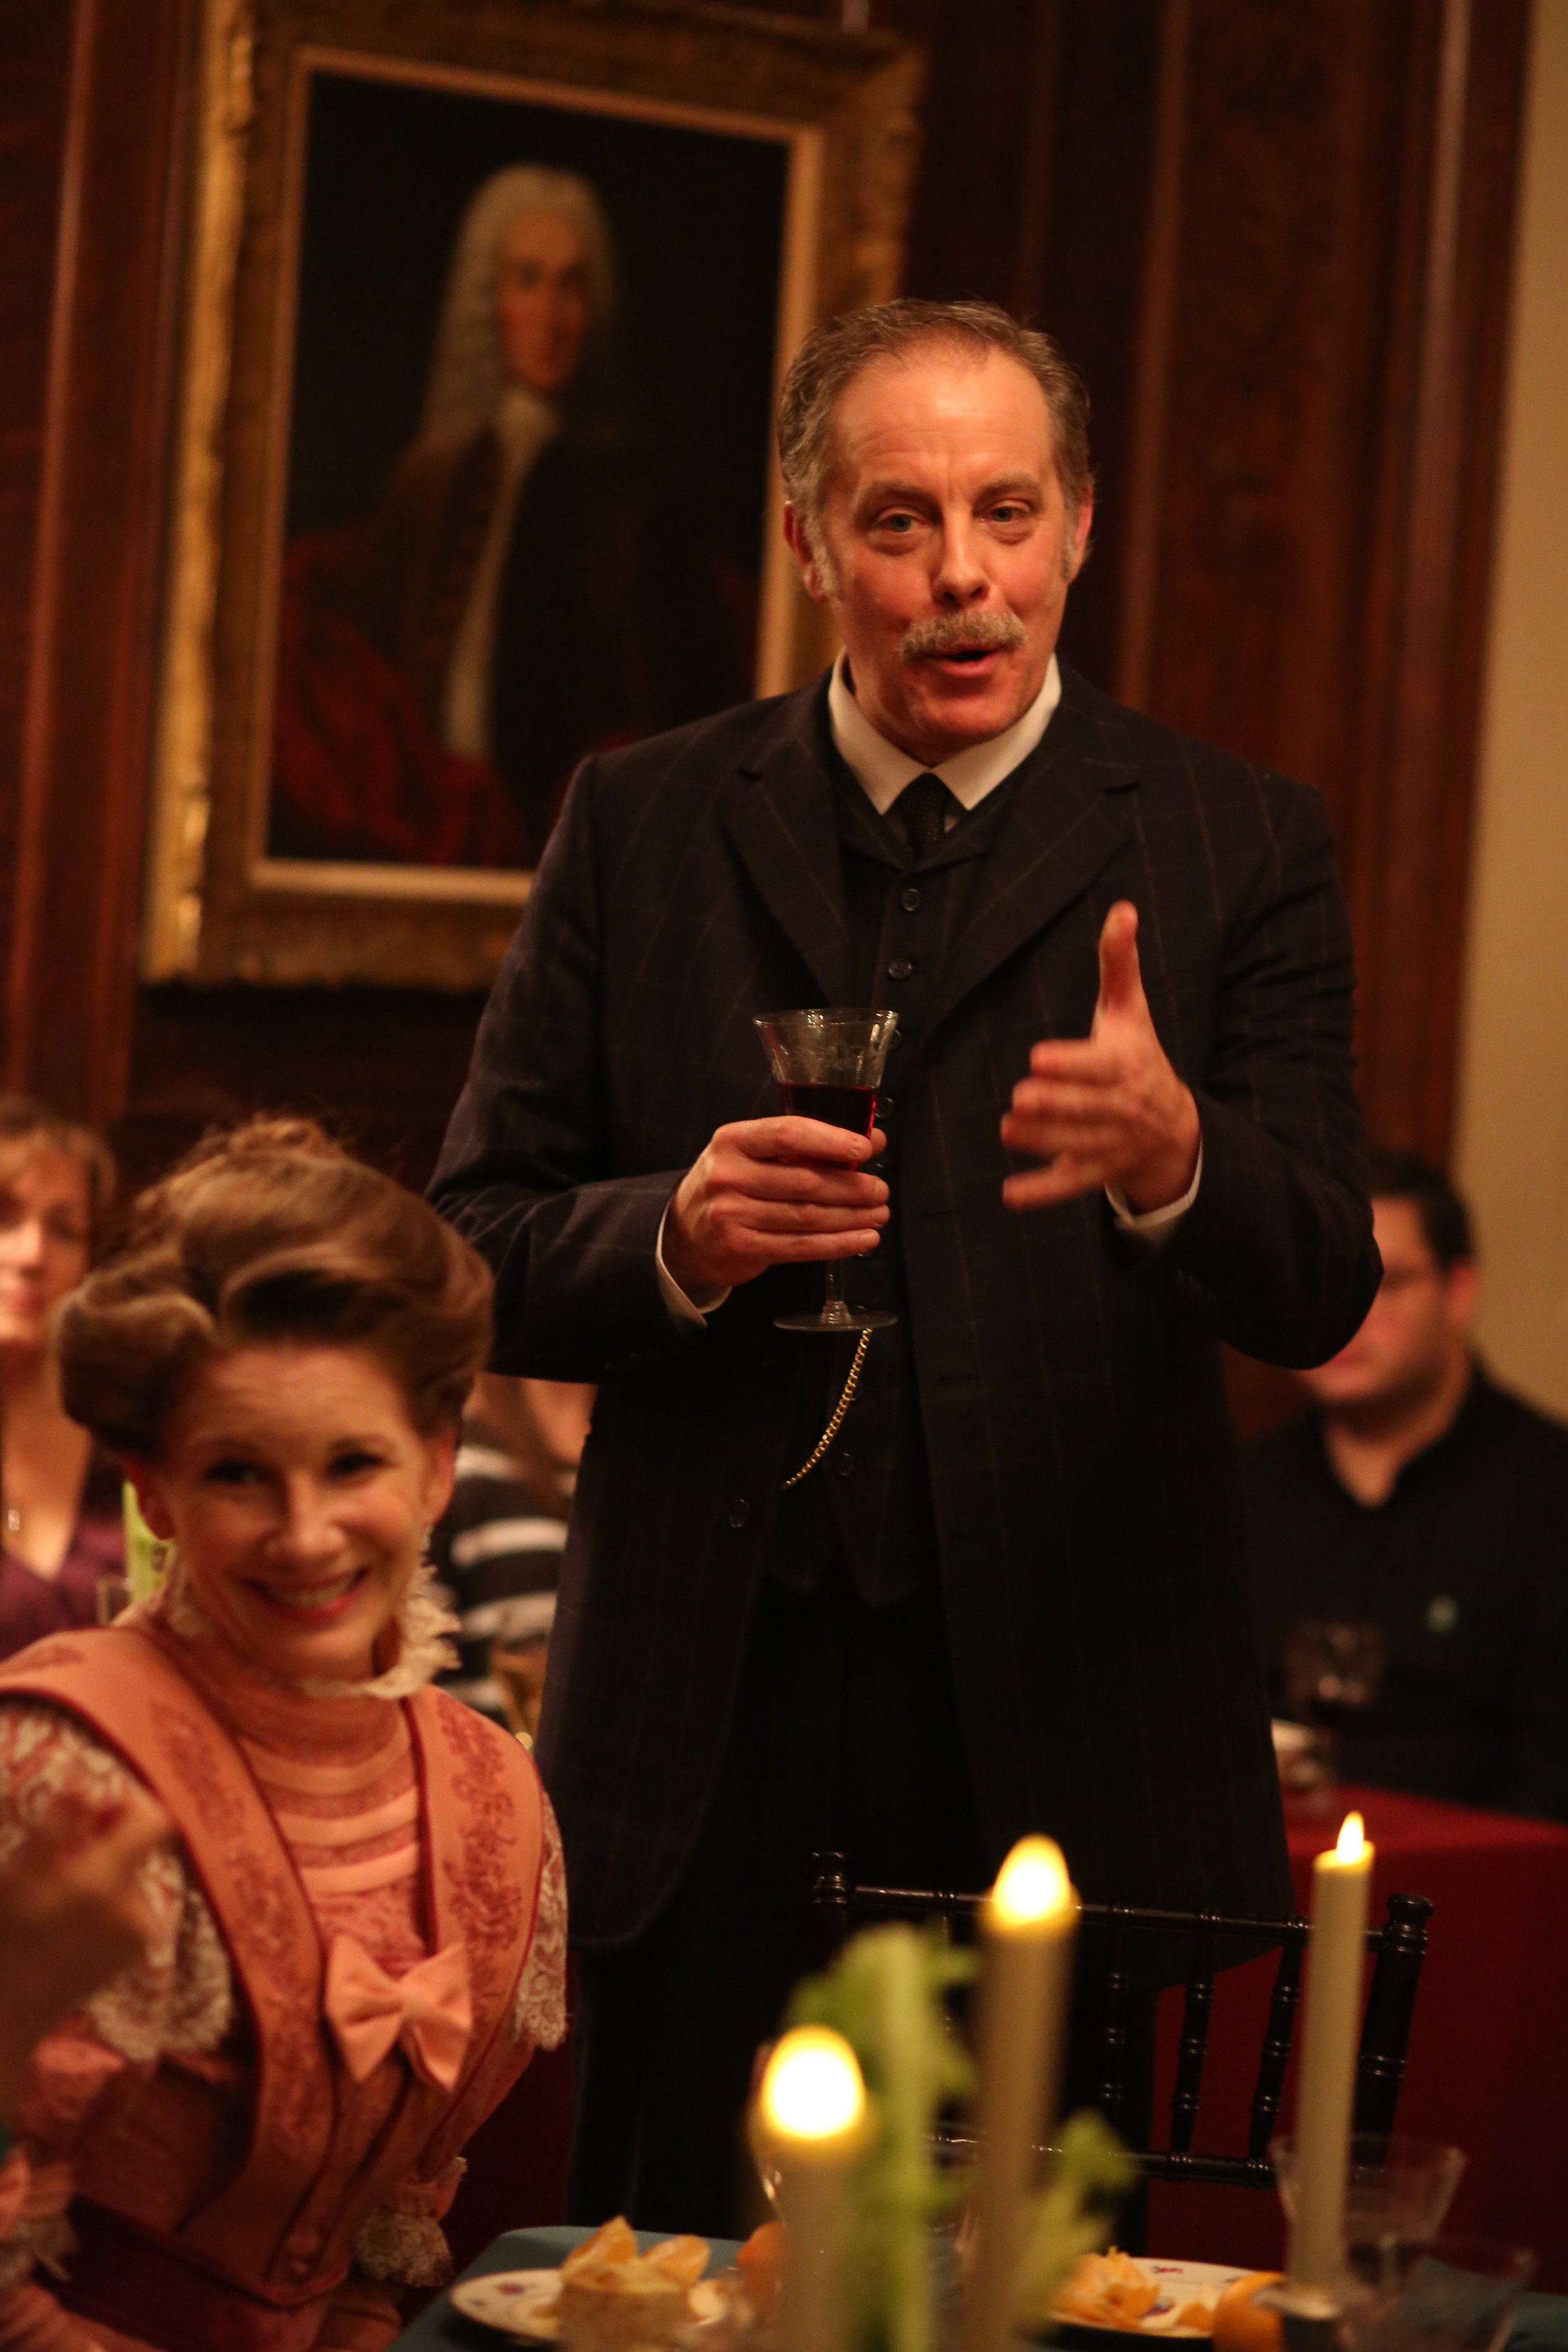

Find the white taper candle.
xmin=961 ymin=1836 xmax=1080 ymax=2352
xmin=756 ymin=2025 xmax=871 ymax=2352
xmin=1288 ymin=1810 xmax=1374 ymax=2290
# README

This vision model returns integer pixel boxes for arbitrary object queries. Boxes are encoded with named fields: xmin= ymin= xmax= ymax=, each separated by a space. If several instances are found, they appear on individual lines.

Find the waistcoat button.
xmin=728 ymin=1496 xmax=751 ymax=1530
xmin=887 ymin=958 xmax=914 ymax=982
xmin=899 ymin=884 xmax=923 ymax=913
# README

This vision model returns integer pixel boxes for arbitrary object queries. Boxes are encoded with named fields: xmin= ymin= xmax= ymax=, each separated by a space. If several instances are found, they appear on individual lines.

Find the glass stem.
xmin=824 ymin=1262 xmax=849 ymax=1319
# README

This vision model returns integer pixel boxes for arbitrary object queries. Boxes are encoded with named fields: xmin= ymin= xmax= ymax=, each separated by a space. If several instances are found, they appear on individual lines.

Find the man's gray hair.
xmin=421 ymin=165 xmax=617 ymax=444
xmin=777 ymin=299 xmax=1093 ymax=543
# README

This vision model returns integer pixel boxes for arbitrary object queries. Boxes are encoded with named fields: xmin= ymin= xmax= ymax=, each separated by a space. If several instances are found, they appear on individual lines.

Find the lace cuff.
xmin=352 ymin=2156 xmax=465 ymax=2289
xmin=0 ymin=2153 xmax=76 ymax=2291
xmin=508 ymin=1791 xmax=566 ymax=2049
xmin=0 ymin=1702 xmax=233 ymax=2069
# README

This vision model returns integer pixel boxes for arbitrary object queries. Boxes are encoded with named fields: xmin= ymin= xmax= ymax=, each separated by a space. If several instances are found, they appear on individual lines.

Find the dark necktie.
xmin=896 ymin=771 xmax=958 ymax=857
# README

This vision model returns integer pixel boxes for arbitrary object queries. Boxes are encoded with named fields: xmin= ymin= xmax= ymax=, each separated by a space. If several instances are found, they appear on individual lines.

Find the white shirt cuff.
xmin=1106 ymin=1136 xmax=1203 ymax=1238
xmin=655 ymin=1202 xmax=731 ymax=1325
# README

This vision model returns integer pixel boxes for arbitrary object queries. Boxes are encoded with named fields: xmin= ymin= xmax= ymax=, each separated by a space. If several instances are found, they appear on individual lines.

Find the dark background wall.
xmin=0 ymin=1 xmax=1530 ymax=1272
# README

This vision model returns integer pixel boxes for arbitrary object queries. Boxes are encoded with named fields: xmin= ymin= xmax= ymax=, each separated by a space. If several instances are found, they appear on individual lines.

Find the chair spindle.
xmin=1170 ymin=1917 xmax=1218 ymax=2153
xmin=1096 ymin=1909 xmax=1132 ymax=2130
xmin=811 ymin=1848 xmax=852 ymax=1965
xmin=1247 ymin=1934 xmax=1305 ymax=2159
xmin=1354 ymin=1891 xmax=1434 ymax=2138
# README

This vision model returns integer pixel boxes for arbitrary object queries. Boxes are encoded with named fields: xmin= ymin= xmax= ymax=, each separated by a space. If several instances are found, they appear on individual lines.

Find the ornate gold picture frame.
xmin=143 ymin=0 xmax=922 ymax=988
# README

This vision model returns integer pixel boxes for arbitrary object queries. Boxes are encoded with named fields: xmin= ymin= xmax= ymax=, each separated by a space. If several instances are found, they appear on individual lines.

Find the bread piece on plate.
xmin=558 ymin=2217 xmax=707 ymax=2350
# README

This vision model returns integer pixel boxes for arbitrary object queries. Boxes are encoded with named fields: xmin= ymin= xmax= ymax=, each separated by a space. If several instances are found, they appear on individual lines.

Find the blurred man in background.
xmin=1246 ymin=1148 xmax=1568 ymax=1818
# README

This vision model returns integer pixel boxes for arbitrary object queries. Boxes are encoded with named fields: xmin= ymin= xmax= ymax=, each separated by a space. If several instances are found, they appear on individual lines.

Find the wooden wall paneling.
xmin=121 ymin=980 xmax=489 ymax=1194
xmin=887 ymin=0 xmax=1053 ymax=309
xmin=1108 ymin=0 xmax=1527 ymax=1162
xmin=1341 ymin=0 xmax=1530 ymax=1158
xmin=1113 ymin=0 xmax=1191 ymax=716
xmin=7 ymin=0 xmax=195 ymax=1125
xmin=0 ymin=0 xmax=73 ymax=997
xmin=1126 ymin=0 xmax=1399 ymax=792
xmin=1029 ymin=0 xmax=1164 ymax=696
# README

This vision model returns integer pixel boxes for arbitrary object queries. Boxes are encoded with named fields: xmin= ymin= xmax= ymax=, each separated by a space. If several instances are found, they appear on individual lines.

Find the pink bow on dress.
xmin=324 ymin=1933 xmax=472 ymax=2091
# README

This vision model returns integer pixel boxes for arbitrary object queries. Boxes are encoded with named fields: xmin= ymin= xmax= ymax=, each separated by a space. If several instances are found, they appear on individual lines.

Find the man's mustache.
xmin=899 ymin=610 xmax=1027 ymax=662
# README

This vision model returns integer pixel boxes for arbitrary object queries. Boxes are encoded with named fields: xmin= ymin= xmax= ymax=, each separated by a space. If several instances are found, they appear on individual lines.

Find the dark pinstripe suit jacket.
xmin=431 ymin=663 xmax=1380 ymax=1949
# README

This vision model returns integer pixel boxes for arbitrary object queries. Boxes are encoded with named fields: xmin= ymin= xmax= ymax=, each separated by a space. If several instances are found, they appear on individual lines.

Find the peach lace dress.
xmin=0 ymin=1579 xmax=566 ymax=2352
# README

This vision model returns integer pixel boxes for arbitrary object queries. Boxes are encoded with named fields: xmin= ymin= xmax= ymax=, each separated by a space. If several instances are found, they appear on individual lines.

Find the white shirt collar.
xmin=827 ymin=650 xmax=1062 ymax=817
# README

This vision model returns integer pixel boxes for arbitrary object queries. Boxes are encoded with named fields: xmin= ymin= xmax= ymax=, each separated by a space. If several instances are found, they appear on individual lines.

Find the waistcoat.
xmin=766 ymin=757 xmax=1028 ymax=1608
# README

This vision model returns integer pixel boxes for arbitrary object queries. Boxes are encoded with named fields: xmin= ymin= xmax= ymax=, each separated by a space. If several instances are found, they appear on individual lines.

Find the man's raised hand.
xmin=1000 ymin=900 xmax=1200 ymax=1212
xmin=664 ymin=1117 xmax=889 ymax=1295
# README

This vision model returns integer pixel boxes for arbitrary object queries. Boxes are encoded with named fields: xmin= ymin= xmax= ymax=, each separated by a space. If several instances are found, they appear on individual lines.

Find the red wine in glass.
xmin=777 ymin=1083 xmax=879 ymax=1138
xmin=754 ymin=1009 xmax=900 ymax=1332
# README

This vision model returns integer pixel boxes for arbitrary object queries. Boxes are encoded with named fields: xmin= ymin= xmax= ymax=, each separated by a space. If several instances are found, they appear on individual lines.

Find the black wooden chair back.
xmin=810 ymin=1849 xmax=1433 ymax=2189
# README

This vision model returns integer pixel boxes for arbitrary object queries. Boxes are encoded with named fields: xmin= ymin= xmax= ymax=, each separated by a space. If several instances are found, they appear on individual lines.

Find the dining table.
xmin=423 ymin=1779 xmax=1568 ymax=2344
xmin=391 ymin=2224 xmax=1568 ymax=2351
xmin=1146 ymin=1783 xmax=1568 ymax=2289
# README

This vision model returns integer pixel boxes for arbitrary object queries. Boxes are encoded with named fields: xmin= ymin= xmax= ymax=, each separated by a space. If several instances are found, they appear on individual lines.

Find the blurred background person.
xmin=0 ymin=1099 xmax=122 ymax=1658
xmin=1245 ymin=1148 xmax=1568 ymax=1817
xmin=430 ymin=1374 xmax=594 ymax=1730
xmin=272 ymin=164 xmax=745 ymax=869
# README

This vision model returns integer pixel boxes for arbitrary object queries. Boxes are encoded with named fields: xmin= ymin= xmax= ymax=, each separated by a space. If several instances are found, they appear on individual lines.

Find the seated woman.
xmin=0 ymin=1097 xmax=124 ymax=1655
xmin=0 ymin=1118 xmax=565 ymax=2352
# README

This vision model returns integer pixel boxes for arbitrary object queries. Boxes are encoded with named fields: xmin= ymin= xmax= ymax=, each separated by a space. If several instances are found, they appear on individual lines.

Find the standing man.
xmin=432 ymin=300 xmax=1380 ymax=2231
xmin=1246 ymin=1149 xmax=1568 ymax=1816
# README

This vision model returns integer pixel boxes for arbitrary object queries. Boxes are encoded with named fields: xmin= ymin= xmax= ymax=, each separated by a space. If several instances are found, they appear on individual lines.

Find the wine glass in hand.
xmin=754 ymin=1007 xmax=899 ymax=1333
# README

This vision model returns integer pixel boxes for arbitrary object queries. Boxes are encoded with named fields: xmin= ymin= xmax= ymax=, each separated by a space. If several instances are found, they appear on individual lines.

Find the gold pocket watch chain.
xmin=781 ymin=1329 xmax=874 ymax=1489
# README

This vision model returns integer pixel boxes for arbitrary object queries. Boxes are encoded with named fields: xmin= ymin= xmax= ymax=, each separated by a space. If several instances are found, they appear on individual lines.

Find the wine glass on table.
xmin=1284 ymin=1618 xmax=1385 ymax=1798
xmin=753 ymin=1007 xmax=899 ymax=1332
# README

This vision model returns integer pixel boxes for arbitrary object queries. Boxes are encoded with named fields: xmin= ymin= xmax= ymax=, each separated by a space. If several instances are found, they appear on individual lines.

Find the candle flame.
xmin=992 ymin=1835 xmax=1073 ymax=1926
xmin=758 ymin=2026 xmax=866 ymax=2143
xmin=1335 ymin=1810 xmax=1367 ymax=1863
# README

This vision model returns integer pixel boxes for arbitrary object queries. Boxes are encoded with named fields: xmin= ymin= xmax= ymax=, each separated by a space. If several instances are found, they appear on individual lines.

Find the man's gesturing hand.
xmin=1000 ymin=900 xmax=1200 ymax=1212
xmin=664 ymin=1117 xmax=889 ymax=1295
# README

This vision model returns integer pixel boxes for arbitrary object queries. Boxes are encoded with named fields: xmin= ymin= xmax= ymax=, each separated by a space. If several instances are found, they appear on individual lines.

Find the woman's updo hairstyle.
xmin=57 ymin=1117 xmax=492 ymax=1457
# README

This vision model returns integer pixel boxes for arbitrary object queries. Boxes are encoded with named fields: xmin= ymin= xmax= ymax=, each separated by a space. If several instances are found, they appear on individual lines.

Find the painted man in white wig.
xmin=272 ymin=165 xmax=744 ymax=866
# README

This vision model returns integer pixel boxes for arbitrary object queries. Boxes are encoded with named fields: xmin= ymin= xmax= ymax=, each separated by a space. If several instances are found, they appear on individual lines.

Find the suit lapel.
xmin=721 ymin=691 xmax=851 ymax=1005
xmin=923 ymin=675 xmax=1139 ymax=1036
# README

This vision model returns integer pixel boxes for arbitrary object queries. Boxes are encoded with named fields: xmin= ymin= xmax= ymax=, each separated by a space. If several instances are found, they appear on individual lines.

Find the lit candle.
xmin=755 ymin=2025 xmax=872 ymax=2352
xmin=1288 ymin=1811 xmax=1374 ymax=2291
xmin=962 ymin=1836 xmax=1080 ymax=2352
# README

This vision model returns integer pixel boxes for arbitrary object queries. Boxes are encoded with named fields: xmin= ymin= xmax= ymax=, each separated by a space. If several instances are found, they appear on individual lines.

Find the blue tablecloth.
xmin=390 ymin=2227 xmax=1568 ymax=2352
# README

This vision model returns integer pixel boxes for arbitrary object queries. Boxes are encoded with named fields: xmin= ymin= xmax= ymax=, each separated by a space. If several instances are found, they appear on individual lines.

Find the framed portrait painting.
xmin=144 ymin=0 xmax=923 ymax=987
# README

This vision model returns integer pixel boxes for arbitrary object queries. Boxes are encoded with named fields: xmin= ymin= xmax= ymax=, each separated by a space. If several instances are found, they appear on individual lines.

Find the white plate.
xmin=1053 ymin=2257 xmax=1251 ymax=2338
xmin=448 ymin=2269 xmax=563 ymax=2339
xmin=448 ymin=2267 xmax=729 ymax=2341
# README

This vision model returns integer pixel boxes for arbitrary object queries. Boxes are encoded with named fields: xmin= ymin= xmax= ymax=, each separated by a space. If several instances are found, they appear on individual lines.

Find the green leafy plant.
xmin=782 ymin=1924 xmax=1136 ymax=2351
xmin=1012 ymin=2109 xmax=1138 ymax=2331
xmin=787 ymin=1922 xmax=976 ymax=2352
